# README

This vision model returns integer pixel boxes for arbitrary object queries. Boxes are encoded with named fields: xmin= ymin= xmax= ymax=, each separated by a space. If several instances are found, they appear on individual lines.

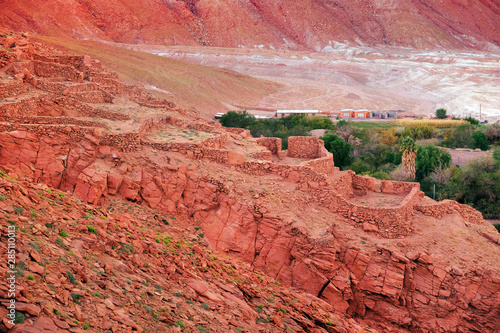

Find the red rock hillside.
xmin=1 ymin=0 xmax=499 ymax=50
xmin=1 ymin=31 xmax=500 ymax=332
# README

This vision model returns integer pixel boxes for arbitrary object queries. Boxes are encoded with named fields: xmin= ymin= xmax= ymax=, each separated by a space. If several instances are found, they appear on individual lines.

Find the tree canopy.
xmin=436 ymin=108 xmax=447 ymax=119
xmin=320 ymin=133 xmax=353 ymax=169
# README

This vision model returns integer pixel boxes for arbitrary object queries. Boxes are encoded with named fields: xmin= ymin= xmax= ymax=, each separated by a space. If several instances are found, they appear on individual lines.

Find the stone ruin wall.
xmin=304 ymin=152 xmax=334 ymax=175
xmin=350 ymin=173 xmax=375 ymax=193
xmin=65 ymin=90 xmax=113 ymax=104
xmin=99 ymin=133 xmax=141 ymax=152
xmin=0 ymin=96 xmax=46 ymax=117
xmin=33 ymin=79 xmax=70 ymax=95
xmin=381 ymin=179 xmax=420 ymax=194
xmin=250 ymin=151 xmax=273 ymax=161
xmin=0 ymin=81 xmax=28 ymax=99
xmin=224 ymin=127 xmax=252 ymax=137
xmin=287 ymin=136 xmax=323 ymax=159
xmin=0 ymin=116 xmax=108 ymax=129
xmin=256 ymin=137 xmax=283 ymax=159
xmin=417 ymin=200 xmax=484 ymax=224
xmin=33 ymin=60 xmax=83 ymax=83
xmin=138 ymin=115 xmax=221 ymax=140
xmin=0 ymin=94 xmax=129 ymax=120
xmin=328 ymin=171 xmax=355 ymax=197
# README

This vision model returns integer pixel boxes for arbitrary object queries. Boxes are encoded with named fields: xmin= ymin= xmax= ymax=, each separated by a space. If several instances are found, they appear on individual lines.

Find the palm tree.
xmin=399 ymin=137 xmax=417 ymax=180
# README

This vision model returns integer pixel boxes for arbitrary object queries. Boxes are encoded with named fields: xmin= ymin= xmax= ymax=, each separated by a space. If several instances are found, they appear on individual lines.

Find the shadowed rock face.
xmin=1 ymin=32 xmax=500 ymax=332
xmin=1 ymin=0 xmax=499 ymax=50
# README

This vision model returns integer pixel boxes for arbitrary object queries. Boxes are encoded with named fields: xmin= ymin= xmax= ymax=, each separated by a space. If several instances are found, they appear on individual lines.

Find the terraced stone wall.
xmin=33 ymin=60 xmax=83 ymax=82
xmin=0 ymin=81 xmax=27 ymax=98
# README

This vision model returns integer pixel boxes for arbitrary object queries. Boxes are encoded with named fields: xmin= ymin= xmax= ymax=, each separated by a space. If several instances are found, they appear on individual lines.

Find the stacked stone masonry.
xmin=33 ymin=61 xmax=83 ymax=82
xmin=0 ymin=81 xmax=28 ymax=99
xmin=256 ymin=137 xmax=283 ymax=159
xmin=0 ymin=116 xmax=108 ymax=129
xmin=287 ymin=136 xmax=325 ymax=159
xmin=417 ymin=200 xmax=484 ymax=224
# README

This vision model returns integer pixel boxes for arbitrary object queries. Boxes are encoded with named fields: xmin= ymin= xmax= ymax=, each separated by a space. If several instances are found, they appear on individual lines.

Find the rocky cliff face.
xmin=1 ymin=0 xmax=499 ymax=50
xmin=1 ymin=31 xmax=499 ymax=332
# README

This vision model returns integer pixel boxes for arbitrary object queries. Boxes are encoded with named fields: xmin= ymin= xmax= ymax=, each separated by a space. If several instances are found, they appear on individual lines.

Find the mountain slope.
xmin=1 ymin=0 xmax=499 ymax=50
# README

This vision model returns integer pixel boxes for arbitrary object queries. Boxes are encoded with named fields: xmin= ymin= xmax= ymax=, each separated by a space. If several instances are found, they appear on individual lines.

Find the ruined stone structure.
xmin=0 ymin=32 xmax=498 ymax=333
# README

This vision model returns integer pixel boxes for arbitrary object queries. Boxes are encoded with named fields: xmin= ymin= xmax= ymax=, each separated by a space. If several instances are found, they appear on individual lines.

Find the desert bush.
xmin=389 ymin=165 xmax=410 ymax=181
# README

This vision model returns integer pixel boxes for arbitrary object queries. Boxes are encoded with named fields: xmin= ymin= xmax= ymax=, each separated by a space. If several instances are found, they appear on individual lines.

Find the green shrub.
xmin=14 ymin=207 xmax=24 ymax=214
xmin=66 ymin=271 xmax=77 ymax=284
xmin=86 ymin=225 xmax=98 ymax=234
xmin=30 ymin=242 xmax=41 ymax=252
xmin=472 ymin=131 xmax=489 ymax=151
xmin=59 ymin=230 xmax=68 ymax=237
xmin=197 ymin=326 xmax=210 ymax=333
xmin=83 ymin=323 xmax=90 ymax=330
xmin=70 ymin=293 xmax=82 ymax=305
xmin=14 ymin=312 xmax=25 ymax=324
xmin=464 ymin=116 xmax=479 ymax=125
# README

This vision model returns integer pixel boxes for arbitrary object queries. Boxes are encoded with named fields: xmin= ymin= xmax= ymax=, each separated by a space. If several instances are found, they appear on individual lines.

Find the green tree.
xmin=349 ymin=160 xmax=371 ymax=174
xmin=438 ymin=157 xmax=500 ymax=219
xmin=472 ymin=131 xmax=489 ymax=151
xmin=321 ymin=134 xmax=353 ymax=169
xmin=220 ymin=111 xmax=256 ymax=128
xmin=493 ymin=149 xmax=500 ymax=163
xmin=443 ymin=123 xmax=475 ymax=148
xmin=436 ymin=108 xmax=447 ymax=119
xmin=399 ymin=137 xmax=417 ymax=180
xmin=464 ymin=117 xmax=479 ymax=125
xmin=415 ymin=145 xmax=451 ymax=180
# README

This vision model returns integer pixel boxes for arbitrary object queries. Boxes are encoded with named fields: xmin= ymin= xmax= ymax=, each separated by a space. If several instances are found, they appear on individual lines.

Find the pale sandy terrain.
xmin=120 ymin=44 xmax=500 ymax=122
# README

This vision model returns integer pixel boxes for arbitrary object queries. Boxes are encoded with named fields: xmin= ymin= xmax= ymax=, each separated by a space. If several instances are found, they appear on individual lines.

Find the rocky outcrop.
xmin=1 ymin=127 xmax=498 ymax=332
